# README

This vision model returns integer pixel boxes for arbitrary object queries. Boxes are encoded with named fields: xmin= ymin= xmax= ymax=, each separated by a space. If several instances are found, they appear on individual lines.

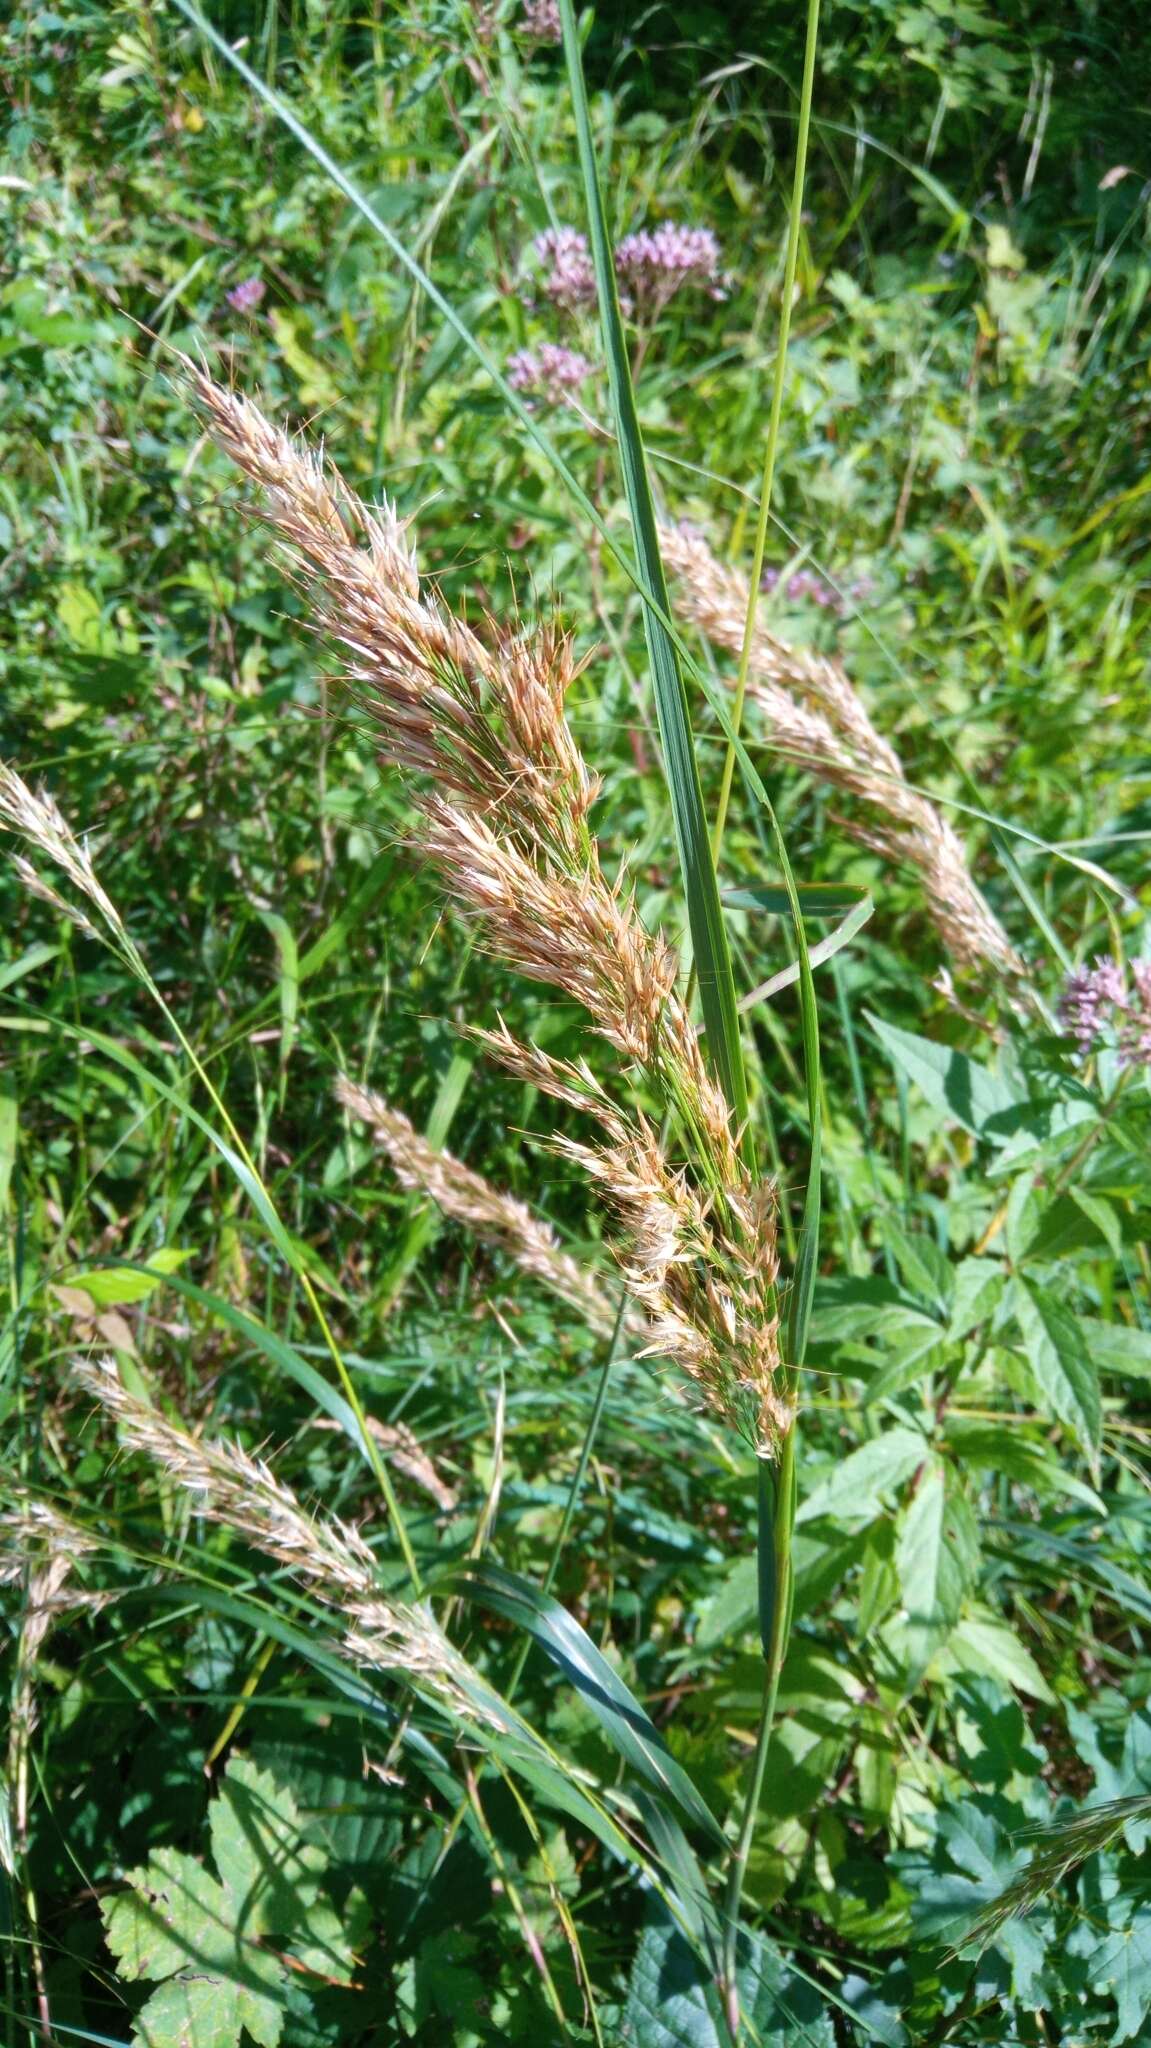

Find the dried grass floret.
xmin=187 ymin=367 xmax=787 ymax=1455
xmin=70 ymin=1355 xmax=499 ymax=1726
xmin=0 ymin=764 xmax=132 ymax=953
xmin=336 ymin=1075 xmax=622 ymax=1339
xmin=660 ymin=522 xmax=1024 ymax=982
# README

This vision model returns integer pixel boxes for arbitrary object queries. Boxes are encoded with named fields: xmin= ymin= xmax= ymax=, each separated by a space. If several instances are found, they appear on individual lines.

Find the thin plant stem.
xmin=64 ymin=915 xmax=424 ymax=1594
xmin=544 ymin=1291 xmax=628 ymax=1600
xmin=711 ymin=0 xmax=823 ymax=860
xmin=422 ymin=1292 xmax=628 ymax=1892
xmin=720 ymin=1428 xmax=797 ymax=2039
xmin=505 ymin=1292 xmax=627 ymax=1711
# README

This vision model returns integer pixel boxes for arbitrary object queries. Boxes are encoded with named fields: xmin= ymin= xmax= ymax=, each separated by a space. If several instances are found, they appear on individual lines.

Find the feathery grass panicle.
xmin=336 ymin=1075 xmax=623 ymax=1339
xmin=660 ymin=523 xmax=1025 ymax=982
xmin=191 ymin=367 xmax=788 ymax=1456
xmin=0 ymin=763 xmax=135 ymax=957
xmin=559 ymin=1124 xmax=785 ymax=1452
xmin=70 ymin=1354 xmax=497 ymax=1725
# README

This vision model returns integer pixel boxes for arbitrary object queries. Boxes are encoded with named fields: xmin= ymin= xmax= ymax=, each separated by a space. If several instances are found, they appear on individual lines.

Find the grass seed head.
xmin=661 ymin=522 xmax=1025 ymax=982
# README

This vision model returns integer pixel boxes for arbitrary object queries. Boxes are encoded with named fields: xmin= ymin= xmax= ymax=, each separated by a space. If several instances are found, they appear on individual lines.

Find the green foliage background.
xmin=2 ymin=2 xmax=1150 ymax=2042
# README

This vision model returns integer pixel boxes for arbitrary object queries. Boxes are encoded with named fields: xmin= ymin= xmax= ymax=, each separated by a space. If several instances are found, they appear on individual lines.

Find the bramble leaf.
xmin=100 ymin=1757 xmax=353 ymax=2048
xmin=1013 ymin=1277 xmax=1101 ymax=1466
xmin=1090 ymin=1904 xmax=1151 ymax=2042
xmin=895 ymin=1464 xmax=979 ymax=1680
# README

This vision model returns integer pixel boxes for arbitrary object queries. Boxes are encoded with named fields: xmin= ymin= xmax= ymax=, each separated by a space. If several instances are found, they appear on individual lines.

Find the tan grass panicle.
xmin=659 ymin=522 xmax=1024 ymax=983
xmin=189 ymin=369 xmax=787 ymax=1455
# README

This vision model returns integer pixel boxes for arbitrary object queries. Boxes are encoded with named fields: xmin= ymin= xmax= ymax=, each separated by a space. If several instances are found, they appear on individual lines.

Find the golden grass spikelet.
xmin=336 ymin=1075 xmax=622 ymax=1339
xmin=71 ymin=1355 xmax=498 ymax=1726
xmin=188 ymin=369 xmax=730 ymax=1111
xmin=0 ymin=762 xmax=131 ymax=953
xmin=557 ymin=1124 xmax=787 ymax=1454
xmin=660 ymin=523 xmax=1025 ymax=981
xmin=189 ymin=368 xmax=785 ymax=1453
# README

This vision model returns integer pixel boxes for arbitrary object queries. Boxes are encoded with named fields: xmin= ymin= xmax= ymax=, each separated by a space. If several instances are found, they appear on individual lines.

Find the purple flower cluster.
xmin=534 ymin=227 xmax=597 ymax=311
xmin=227 ymin=275 xmax=266 ymax=315
xmin=761 ymin=564 xmax=875 ymax=615
xmin=507 ymin=343 xmax=594 ymax=405
xmin=1060 ymin=956 xmax=1151 ymax=1067
xmin=614 ymin=223 xmax=727 ymax=311
xmin=519 ymin=0 xmax=562 ymax=40
xmin=533 ymin=222 xmax=729 ymax=319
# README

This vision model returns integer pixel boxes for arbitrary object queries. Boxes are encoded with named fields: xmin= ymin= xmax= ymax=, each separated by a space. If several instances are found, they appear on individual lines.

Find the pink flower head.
xmin=614 ymin=223 xmax=728 ymax=315
xmin=534 ymin=227 xmax=596 ymax=312
xmin=1119 ymin=960 xmax=1151 ymax=1070
xmin=762 ymin=564 xmax=840 ymax=613
xmin=507 ymin=343 xmax=594 ymax=405
xmin=519 ymin=0 xmax=562 ymax=40
xmin=1059 ymin=953 xmax=1151 ymax=1066
xmin=227 ymin=276 xmax=266 ymax=315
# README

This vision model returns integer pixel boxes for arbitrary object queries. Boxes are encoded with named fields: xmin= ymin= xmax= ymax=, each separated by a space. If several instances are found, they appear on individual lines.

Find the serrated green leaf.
xmin=942 ymin=1417 xmax=1104 ymax=1514
xmin=795 ymin=1426 xmax=928 ymax=1528
xmin=132 ymin=1971 xmax=282 ymax=2048
xmin=945 ymin=1610 xmax=1056 ymax=1704
xmin=947 ymin=1258 xmax=1005 ymax=1341
xmin=1014 ymin=1277 xmax=1101 ymax=1466
xmin=895 ymin=1464 xmax=979 ymax=1679
xmin=1083 ymin=1317 xmax=1151 ymax=1380
xmin=1090 ymin=1904 xmax=1151 ymax=2042
xmin=104 ymin=1848 xmax=234 ymax=1984
xmin=867 ymin=1014 xmax=1019 ymax=1136
xmin=624 ymin=1905 xmax=835 ymax=2047
xmin=101 ymin=1758 xmax=334 ymax=2048
xmin=210 ymin=1758 xmax=326 ymax=1939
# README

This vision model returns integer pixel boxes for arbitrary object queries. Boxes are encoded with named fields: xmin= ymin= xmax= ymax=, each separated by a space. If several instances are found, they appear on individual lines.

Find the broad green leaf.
xmin=1023 ymin=1191 xmax=1124 ymax=1263
xmin=208 ymin=1759 xmax=326 ymax=1939
xmin=795 ymin=1426 xmax=928 ymax=1528
xmin=132 ymin=1969 xmax=282 ymax=2048
xmin=1013 ymin=1277 xmax=1102 ymax=1465
xmin=1090 ymin=1904 xmax=1151 ymax=2043
xmin=867 ymin=1014 xmax=1019 ymax=1136
xmin=1083 ymin=1317 xmax=1151 ymax=1380
xmin=947 ymin=1258 xmax=1005 ymax=1342
xmin=104 ymin=1848 xmax=239 ymax=1985
xmin=1067 ymin=1185 xmax=1123 ymax=1257
xmin=624 ymin=1905 xmax=835 ymax=2048
xmin=101 ymin=1757 xmax=339 ymax=2048
xmin=895 ymin=1465 xmax=979 ymax=1679
xmin=695 ymin=1553 xmax=758 ymax=1651
xmin=944 ymin=1610 xmax=1056 ymax=1704
xmin=882 ymin=1222 xmax=952 ymax=1314
xmin=943 ymin=1417 xmax=1104 ymax=1514
xmin=809 ymin=1276 xmax=933 ymax=1345
xmin=861 ymin=1328 xmax=949 ymax=1409
xmin=68 ymin=1249 xmax=193 ymax=1306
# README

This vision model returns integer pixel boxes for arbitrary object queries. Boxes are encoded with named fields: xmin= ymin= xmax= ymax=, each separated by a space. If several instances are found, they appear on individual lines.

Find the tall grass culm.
xmin=178 ymin=0 xmax=826 ymax=2025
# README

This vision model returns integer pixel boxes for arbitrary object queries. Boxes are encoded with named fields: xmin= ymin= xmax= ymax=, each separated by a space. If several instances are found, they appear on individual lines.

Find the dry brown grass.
xmin=190 ymin=368 xmax=788 ymax=1454
xmin=660 ymin=522 xmax=1024 ymax=985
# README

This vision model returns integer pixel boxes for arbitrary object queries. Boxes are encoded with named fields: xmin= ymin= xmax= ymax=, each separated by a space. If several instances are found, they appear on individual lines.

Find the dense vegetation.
xmin=2 ymin=3 xmax=1150 ymax=2043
